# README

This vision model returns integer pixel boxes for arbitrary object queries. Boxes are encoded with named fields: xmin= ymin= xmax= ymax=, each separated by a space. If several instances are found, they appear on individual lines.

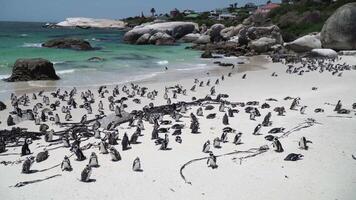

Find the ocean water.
xmin=0 ymin=21 xmax=218 ymax=98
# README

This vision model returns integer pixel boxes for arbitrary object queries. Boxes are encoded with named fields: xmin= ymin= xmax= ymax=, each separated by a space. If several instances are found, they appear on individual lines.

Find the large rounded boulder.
xmin=5 ymin=58 xmax=60 ymax=82
xmin=285 ymin=34 xmax=321 ymax=52
xmin=209 ymin=24 xmax=225 ymax=42
xmin=42 ymin=38 xmax=93 ymax=50
xmin=321 ymin=3 xmax=356 ymax=50
xmin=124 ymin=22 xmax=198 ymax=44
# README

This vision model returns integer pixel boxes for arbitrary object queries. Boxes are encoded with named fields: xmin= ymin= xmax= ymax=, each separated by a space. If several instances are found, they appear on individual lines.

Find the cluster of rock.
xmin=123 ymin=21 xmax=198 ymax=45
xmin=5 ymin=58 xmax=60 ymax=82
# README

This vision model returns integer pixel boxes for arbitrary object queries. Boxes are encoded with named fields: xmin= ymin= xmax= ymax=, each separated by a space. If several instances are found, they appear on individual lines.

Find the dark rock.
xmin=0 ymin=101 xmax=6 ymax=111
xmin=88 ymin=57 xmax=104 ymax=62
xmin=5 ymin=58 xmax=60 ymax=82
xmin=321 ymin=3 xmax=356 ymax=50
xmin=42 ymin=38 xmax=93 ymax=50
xmin=201 ymin=51 xmax=213 ymax=58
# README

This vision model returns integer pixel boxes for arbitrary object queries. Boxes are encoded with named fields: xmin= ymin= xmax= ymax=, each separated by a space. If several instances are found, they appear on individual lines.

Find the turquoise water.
xmin=0 ymin=21 xmax=213 ymax=97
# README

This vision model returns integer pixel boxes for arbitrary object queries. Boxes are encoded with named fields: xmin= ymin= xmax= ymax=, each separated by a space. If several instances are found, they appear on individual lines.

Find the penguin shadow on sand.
xmin=82 ymin=178 xmax=96 ymax=183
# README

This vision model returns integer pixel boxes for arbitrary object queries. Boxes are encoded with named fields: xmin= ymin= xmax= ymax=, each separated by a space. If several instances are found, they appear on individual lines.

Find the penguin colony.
xmin=0 ymin=56 xmax=355 ymax=183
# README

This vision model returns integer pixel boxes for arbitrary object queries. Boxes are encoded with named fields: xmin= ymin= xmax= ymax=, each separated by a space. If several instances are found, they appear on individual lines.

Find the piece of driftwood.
xmin=0 ymin=128 xmax=43 ymax=144
xmin=12 ymin=174 xmax=62 ymax=188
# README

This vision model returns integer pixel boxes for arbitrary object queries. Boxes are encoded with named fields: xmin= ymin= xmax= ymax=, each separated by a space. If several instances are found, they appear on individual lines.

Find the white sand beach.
xmin=0 ymin=55 xmax=356 ymax=200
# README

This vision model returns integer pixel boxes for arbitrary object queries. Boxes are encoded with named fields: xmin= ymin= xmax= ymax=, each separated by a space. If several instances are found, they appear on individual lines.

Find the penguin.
xmin=202 ymin=140 xmax=210 ymax=153
xmin=284 ymin=153 xmax=303 ymax=161
xmin=108 ymin=132 xmax=118 ymax=145
xmin=220 ymin=132 xmax=228 ymax=143
xmin=7 ymin=115 xmax=15 ymax=126
xmin=215 ymin=79 xmax=219 ymax=85
xmin=233 ymin=132 xmax=242 ymax=145
xmin=249 ymin=110 xmax=256 ymax=120
xmin=21 ymin=139 xmax=31 ymax=156
xmin=299 ymin=136 xmax=312 ymax=150
xmin=80 ymin=114 xmax=87 ymax=124
xmin=163 ymin=92 xmax=168 ymax=100
xmin=81 ymin=165 xmax=92 ymax=182
xmin=44 ymin=129 xmax=54 ymax=142
xmin=272 ymin=138 xmax=284 ymax=152
xmin=121 ymin=133 xmax=130 ymax=151
xmin=334 ymin=100 xmax=342 ymax=112
xmin=151 ymin=128 xmax=159 ymax=140
xmin=160 ymin=134 xmax=169 ymax=150
xmin=132 ymin=157 xmax=141 ymax=172
xmin=242 ymin=74 xmax=247 ymax=79
xmin=22 ymin=156 xmax=35 ymax=174
xmin=262 ymin=112 xmax=272 ymax=127
xmin=206 ymin=79 xmax=211 ymax=86
xmin=300 ymin=106 xmax=307 ymax=114
xmin=88 ymin=152 xmax=99 ymax=167
xmin=219 ymin=103 xmax=225 ymax=112
xmin=99 ymin=140 xmax=108 ymax=154
xmin=213 ymin=137 xmax=221 ymax=148
xmin=54 ymin=114 xmax=60 ymax=124
xmin=130 ymin=132 xmax=139 ymax=144
xmin=72 ymin=145 xmax=86 ymax=161
xmin=207 ymin=152 xmax=218 ymax=169
xmin=222 ymin=113 xmax=229 ymax=125
xmin=190 ymin=85 xmax=196 ymax=92
xmin=61 ymin=156 xmax=72 ymax=171
xmin=109 ymin=147 xmax=121 ymax=161
xmin=253 ymin=124 xmax=262 ymax=135
xmin=65 ymin=112 xmax=72 ymax=121
xmin=196 ymin=107 xmax=203 ymax=116
xmin=98 ymin=101 xmax=104 ymax=111
xmin=175 ymin=136 xmax=182 ymax=143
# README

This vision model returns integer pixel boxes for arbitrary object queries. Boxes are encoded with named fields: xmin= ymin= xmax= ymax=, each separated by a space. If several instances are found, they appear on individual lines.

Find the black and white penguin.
xmin=190 ymin=85 xmax=196 ymax=92
xmin=61 ymin=156 xmax=72 ymax=171
xmin=80 ymin=114 xmax=87 ymax=124
xmin=160 ymin=134 xmax=169 ymax=150
xmin=262 ymin=112 xmax=272 ymax=127
xmin=44 ymin=129 xmax=54 ymax=142
xmin=54 ymin=114 xmax=60 ymax=124
xmin=99 ymin=140 xmax=108 ymax=154
xmin=109 ymin=147 xmax=121 ymax=161
xmin=207 ymin=152 xmax=218 ymax=169
xmin=196 ymin=107 xmax=203 ymax=116
xmin=334 ymin=100 xmax=342 ymax=112
xmin=233 ymin=132 xmax=242 ymax=145
xmin=222 ymin=113 xmax=229 ymax=125
xmin=21 ymin=139 xmax=31 ymax=156
xmin=299 ymin=136 xmax=312 ymax=150
xmin=220 ymin=132 xmax=228 ymax=143
xmin=202 ymin=140 xmax=210 ymax=153
xmin=72 ymin=145 xmax=86 ymax=161
xmin=252 ymin=124 xmax=262 ymax=135
xmin=300 ymin=106 xmax=307 ymax=114
xmin=22 ymin=156 xmax=35 ymax=174
xmin=132 ymin=157 xmax=142 ymax=172
xmin=175 ymin=136 xmax=182 ymax=143
xmin=272 ymin=138 xmax=284 ymax=152
xmin=122 ymin=133 xmax=130 ymax=151
xmin=213 ymin=137 xmax=221 ymax=148
xmin=0 ymin=137 xmax=6 ymax=153
xmin=80 ymin=165 xmax=92 ymax=182
xmin=88 ymin=152 xmax=99 ymax=167
xmin=7 ymin=115 xmax=15 ymax=126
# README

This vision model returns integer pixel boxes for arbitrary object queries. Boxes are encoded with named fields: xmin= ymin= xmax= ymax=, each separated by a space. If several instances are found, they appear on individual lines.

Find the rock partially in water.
xmin=42 ymin=38 xmax=93 ymax=50
xmin=5 ymin=58 xmax=60 ymax=82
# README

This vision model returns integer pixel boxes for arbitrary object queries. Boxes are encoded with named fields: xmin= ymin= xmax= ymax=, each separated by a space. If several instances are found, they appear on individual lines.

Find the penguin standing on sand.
xmin=132 ymin=157 xmax=141 ymax=172
xmin=300 ymin=106 xmax=307 ymax=114
xmin=160 ymin=134 xmax=169 ymax=150
xmin=262 ymin=112 xmax=272 ymax=127
xmin=21 ymin=139 xmax=31 ymax=156
xmin=72 ymin=145 xmax=86 ymax=161
xmin=222 ymin=113 xmax=229 ymax=125
xmin=0 ymin=137 xmax=6 ymax=153
xmin=299 ymin=136 xmax=312 ymax=150
xmin=202 ymin=140 xmax=210 ymax=153
xmin=233 ymin=132 xmax=242 ymax=145
xmin=99 ymin=140 xmax=108 ymax=154
xmin=272 ymin=138 xmax=284 ymax=152
xmin=196 ymin=107 xmax=203 ymax=116
xmin=220 ymin=132 xmax=228 ymax=143
xmin=22 ymin=156 xmax=35 ymax=174
xmin=252 ymin=124 xmax=262 ymax=135
xmin=207 ymin=152 xmax=218 ymax=169
xmin=334 ymin=100 xmax=342 ymax=112
xmin=109 ymin=147 xmax=121 ymax=161
xmin=61 ymin=156 xmax=72 ymax=171
xmin=81 ymin=165 xmax=92 ymax=182
xmin=88 ymin=152 xmax=99 ymax=167
xmin=122 ymin=133 xmax=130 ymax=151
xmin=213 ymin=137 xmax=221 ymax=148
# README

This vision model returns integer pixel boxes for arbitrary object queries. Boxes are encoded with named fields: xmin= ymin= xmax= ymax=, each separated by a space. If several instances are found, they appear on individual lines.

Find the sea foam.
xmin=21 ymin=43 xmax=42 ymax=48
